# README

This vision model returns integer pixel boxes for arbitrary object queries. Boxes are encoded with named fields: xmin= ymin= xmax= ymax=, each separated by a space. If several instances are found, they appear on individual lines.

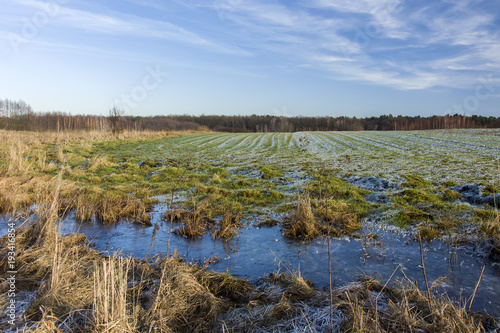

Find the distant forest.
xmin=1 ymin=98 xmax=499 ymax=132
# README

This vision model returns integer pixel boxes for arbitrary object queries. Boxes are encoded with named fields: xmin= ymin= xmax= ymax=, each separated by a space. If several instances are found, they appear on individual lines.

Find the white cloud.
xmin=4 ymin=0 xmax=499 ymax=91
xmin=5 ymin=0 xmax=253 ymax=56
xmin=194 ymin=0 xmax=500 ymax=90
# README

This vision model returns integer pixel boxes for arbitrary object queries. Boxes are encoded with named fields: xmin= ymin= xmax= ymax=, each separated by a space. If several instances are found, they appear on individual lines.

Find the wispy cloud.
xmin=3 ymin=0 xmax=499 ymax=91
xmin=187 ymin=0 xmax=500 ymax=90
xmin=5 ymin=0 xmax=253 ymax=56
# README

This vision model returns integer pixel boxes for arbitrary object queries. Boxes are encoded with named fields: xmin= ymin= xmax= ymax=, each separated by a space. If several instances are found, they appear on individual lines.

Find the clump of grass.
xmin=72 ymin=189 xmax=153 ymax=225
xmin=283 ymin=197 xmax=321 ymax=239
xmin=199 ymin=270 xmax=254 ymax=303
xmin=144 ymin=254 xmax=222 ymax=332
xmin=208 ymin=166 xmax=230 ymax=178
xmin=315 ymin=199 xmax=367 ymax=235
xmin=476 ymin=207 xmax=500 ymax=237
xmin=266 ymin=190 xmax=284 ymax=201
xmin=339 ymin=278 xmax=495 ymax=333
xmin=284 ymin=196 xmax=367 ymax=239
xmin=93 ymin=256 xmax=136 ymax=331
xmin=140 ymin=157 xmax=160 ymax=168
xmin=210 ymin=173 xmax=222 ymax=184
xmin=238 ymin=189 xmax=263 ymax=199
xmin=173 ymin=202 xmax=210 ymax=238
xmin=260 ymin=166 xmax=283 ymax=179
xmin=96 ymin=196 xmax=152 ymax=225
xmin=257 ymin=217 xmax=279 ymax=227
xmin=306 ymin=173 xmax=368 ymax=201
xmin=268 ymin=272 xmax=316 ymax=302
xmin=195 ymin=184 xmax=231 ymax=196
xmin=211 ymin=212 xmax=241 ymax=240
xmin=394 ymin=188 xmax=443 ymax=205
xmin=120 ymin=161 xmax=140 ymax=173
xmin=443 ymin=188 xmax=462 ymax=201
xmin=482 ymin=183 xmax=499 ymax=196
xmin=418 ymin=225 xmax=441 ymax=239
xmin=443 ymin=180 xmax=457 ymax=187
xmin=87 ymin=155 xmax=117 ymax=174
xmin=270 ymin=295 xmax=296 ymax=320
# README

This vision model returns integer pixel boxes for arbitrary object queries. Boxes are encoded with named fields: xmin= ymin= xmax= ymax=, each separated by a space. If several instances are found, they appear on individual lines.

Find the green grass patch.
xmin=401 ymin=174 xmax=431 ymax=188
xmin=393 ymin=206 xmax=433 ymax=228
xmin=442 ymin=188 xmax=462 ymax=201
xmin=260 ymin=166 xmax=283 ymax=179
xmin=393 ymin=189 xmax=443 ymax=206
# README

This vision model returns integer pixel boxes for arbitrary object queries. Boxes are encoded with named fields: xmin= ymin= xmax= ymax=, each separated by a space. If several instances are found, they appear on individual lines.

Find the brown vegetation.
xmin=337 ymin=278 xmax=495 ymax=333
xmin=283 ymin=196 xmax=363 ymax=240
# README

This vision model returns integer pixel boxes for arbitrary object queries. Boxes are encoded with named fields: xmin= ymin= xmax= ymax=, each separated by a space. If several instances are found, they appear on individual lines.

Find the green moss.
xmin=394 ymin=189 xmax=442 ymax=205
xmin=306 ymin=174 xmax=368 ymax=201
xmin=393 ymin=206 xmax=433 ymax=228
xmin=442 ymin=188 xmax=462 ymax=201
xmin=401 ymin=174 xmax=431 ymax=189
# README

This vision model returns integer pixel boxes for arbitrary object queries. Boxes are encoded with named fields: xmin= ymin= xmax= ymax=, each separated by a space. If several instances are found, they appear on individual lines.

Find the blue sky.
xmin=1 ymin=0 xmax=499 ymax=117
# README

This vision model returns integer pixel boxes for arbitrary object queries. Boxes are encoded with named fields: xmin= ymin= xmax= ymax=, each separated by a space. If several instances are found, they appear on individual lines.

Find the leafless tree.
xmin=109 ymin=105 xmax=125 ymax=134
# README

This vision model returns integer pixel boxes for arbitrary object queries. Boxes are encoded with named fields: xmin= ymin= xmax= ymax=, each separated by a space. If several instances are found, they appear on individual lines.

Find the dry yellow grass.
xmin=211 ymin=212 xmax=241 ymax=240
xmin=0 ymin=190 xmax=230 ymax=332
xmin=338 ymin=278 xmax=494 ymax=333
xmin=0 ymin=129 xmax=174 ymax=223
xmin=283 ymin=197 xmax=321 ymax=239
xmin=0 ymin=129 xmax=197 ymax=148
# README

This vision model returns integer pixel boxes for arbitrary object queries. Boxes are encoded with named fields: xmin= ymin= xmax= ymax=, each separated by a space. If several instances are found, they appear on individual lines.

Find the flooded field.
xmin=52 ymin=210 xmax=500 ymax=315
xmin=1 ymin=129 xmax=500 ymax=331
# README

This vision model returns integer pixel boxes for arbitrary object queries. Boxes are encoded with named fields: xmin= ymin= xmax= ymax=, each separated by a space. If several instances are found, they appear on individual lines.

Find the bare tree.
xmin=108 ymin=105 xmax=125 ymax=134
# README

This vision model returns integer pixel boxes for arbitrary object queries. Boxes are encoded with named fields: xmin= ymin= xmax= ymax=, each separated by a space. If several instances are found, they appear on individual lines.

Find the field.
xmin=0 ymin=129 xmax=499 ymax=332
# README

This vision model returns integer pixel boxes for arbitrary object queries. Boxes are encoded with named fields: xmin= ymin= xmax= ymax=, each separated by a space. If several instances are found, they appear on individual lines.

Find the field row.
xmin=154 ymin=130 xmax=500 ymax=184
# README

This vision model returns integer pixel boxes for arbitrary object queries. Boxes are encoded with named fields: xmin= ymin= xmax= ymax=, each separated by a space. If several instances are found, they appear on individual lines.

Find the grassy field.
xmin=0 ymin=129 xmax=499 ymax=331
xmin=3 ymin=129 xmax=498 ymax=238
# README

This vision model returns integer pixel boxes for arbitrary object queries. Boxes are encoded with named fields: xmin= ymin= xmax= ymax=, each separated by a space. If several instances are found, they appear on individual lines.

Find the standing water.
xmin=33 ymin=200 xmax=500 ymax=317
xmin=1 ymin=202 xmax=499 ymax=316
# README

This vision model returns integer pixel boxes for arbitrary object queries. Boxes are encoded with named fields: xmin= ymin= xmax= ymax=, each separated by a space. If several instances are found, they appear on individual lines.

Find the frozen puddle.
xmin=51 ymin=209 xmax=500 ymax=316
